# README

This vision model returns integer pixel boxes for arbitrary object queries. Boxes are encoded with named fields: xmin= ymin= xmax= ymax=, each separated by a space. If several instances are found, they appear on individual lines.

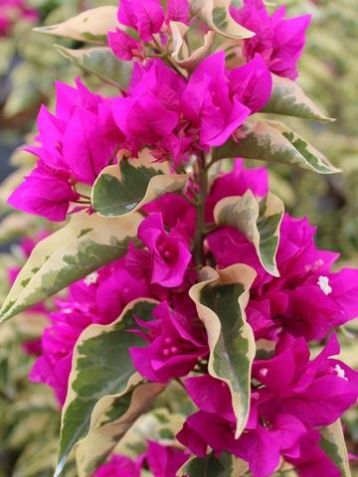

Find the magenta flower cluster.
xmin=6 ymin=1 xmax=357 ymax=476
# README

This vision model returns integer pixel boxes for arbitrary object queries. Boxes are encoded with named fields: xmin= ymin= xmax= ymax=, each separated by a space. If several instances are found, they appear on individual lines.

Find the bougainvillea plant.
xmin=1 ymin=0 xmax=357 ymax=476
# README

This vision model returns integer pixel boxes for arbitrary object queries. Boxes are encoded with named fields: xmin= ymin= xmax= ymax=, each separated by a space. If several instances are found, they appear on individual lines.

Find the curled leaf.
xmin=189 ymin=0 xmax=254 ymax=39
xmin=92 ymin=151 xmax=188 ymax=217
xmin=189 ymin=265 xmax=256 ymax=438
xmin=170 ymin=21 xmax=215 ymax=72
xmin=214 ymin=190 xmax=284 ymax=276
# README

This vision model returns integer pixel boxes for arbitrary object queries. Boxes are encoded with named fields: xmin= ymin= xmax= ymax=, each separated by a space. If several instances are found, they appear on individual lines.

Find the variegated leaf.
xmin=33 ymin=6 xmax=118 ymax=43
xmin=320 ymin=420 xmax=352 ymax=477
xmin=263 ymin=74 xmax=334 ymax=122
xmin=189 ymin=0 xmax=254 ymax=39
xmin=55 ymin=300 xmax=157 ymax=477
xmin=55 ymin=46 xmax=132 ymax=89
xmin=214 ymin=191 xmax=284 ymax=276
xmin=189 ymin=265 xmax=256 ymax=438
xmin=75 ymin=383 xmax=165 ymax=477
xmin=0 ymin=212 xmax=141 ymax=321
xmin=178 ymin=452 xmax=248 ymax=476
xmin=92 ymin=151 xmax=188 ymax=217
xmin=213 ymin=120 xmax=340 ymax=174
xmin=170 ymin=21 xmax=215 ymax=72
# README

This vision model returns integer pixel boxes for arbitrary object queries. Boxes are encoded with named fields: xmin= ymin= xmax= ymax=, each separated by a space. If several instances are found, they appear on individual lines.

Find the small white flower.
xmin=84 ymin=271 xmax=99 ymax=286
xmin=334 ymin=364 xmax=348 ymax=381
xmin=259 ymin=368 xmax=268 ymax=377
xmin=317 ymin=275 xmax=332 ymax=295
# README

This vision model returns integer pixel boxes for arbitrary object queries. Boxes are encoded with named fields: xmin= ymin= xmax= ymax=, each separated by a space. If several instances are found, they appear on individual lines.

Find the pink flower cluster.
xmin=7 ymin=1 xmax=358 ymax=476
xmin=178 ymin=336 xmax=358 ymax=477
xmin=8 ymin=0 xmax=311 ymax=221
xmin=231 ymin=0 xmax=311 ymax=80
xmin=31 ymin=160 xmax=358 ymax=475
xmin=8 ymin=53 xmax=271 ymax=220
xmin=0 ymin=0 xmax=38 ymax=37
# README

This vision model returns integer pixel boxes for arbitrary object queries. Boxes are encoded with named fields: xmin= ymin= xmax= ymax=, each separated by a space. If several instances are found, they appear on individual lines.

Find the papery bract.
xmin=118 ymin=0 xmax=165 ymax=42
xmin=229 ymin=54 xmax=272 ymax=113
xmin=231 ymin=0 xmax=311 ymax=79
xmin=95 ymin=442 xmax=188 ymax=477
xmin=130 ymin=301 xmax=207 ymax=382
xmin=143 ymin=192 xmax=196 ymax=241
xmin=8 ymin=79 xmax=120 ymax=221
xmin=8 ymin=164 xmax=79 ymax=222
xmin=146 ymin=440 xmax=189 ymax=477
xmin=94 ymin=454 xmax=142 ymax=477
xmin=111 ymin=59 xmax=185 ymax=158
xmin=108 ymin=28 xmax=143 ymax=61
xmin=166 ymin=0 xmax=190 ymax=24
xmin=181 ymin=52 xmax=251 ymax=147
xmin=137 ymin=213 xmax=192 ymax=288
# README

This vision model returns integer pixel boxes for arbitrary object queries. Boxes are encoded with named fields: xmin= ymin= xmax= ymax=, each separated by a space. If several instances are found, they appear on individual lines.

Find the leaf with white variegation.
xmin=92 ymin=151 xmax=188 ymax=217
xmin=170 ymin=22 xmax=215 ymax=72
xmin=178 ymin=452 xmax=248 ymax=476
xmin=214 ymin=191 xmax=284 ymax=276
xmin=189 ymin=0 xmax=254 ymax=39
xmin=55 ymin=46 xmax=132 ymax=90
xmin=75 ymin=383 xmax=165 ymax=477
xmin=320 ymin=420 xmax=352 ymax=477
xmin=189 ymin=265 xmax=256 ymax=438
xmin=263 ymin=74 xmax=334 ymax=122
xmin=33 ymin=6 xmax=118 ymax=43
xmin=55 ymin=300 xmax=157 ymax=477
xmin=0 ymin=212 xmax=141 ymax=322
xmin=213 ymin=120 xmax=340 ymax=174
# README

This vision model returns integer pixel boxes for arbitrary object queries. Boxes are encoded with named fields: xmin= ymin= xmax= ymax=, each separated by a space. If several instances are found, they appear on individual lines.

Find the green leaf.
xmin=75 ymin=383 xmax=164 ymax=477
xmin=320 ymin=420 xmax=352 ymax=477
xmin=92 ymin=151 xmax=188 ymax=217
xmin=189 ymin=265 xmax=256 ymax=438
xmin=33 ymin=6 xmax=118 ymax=43
xmin=214 ymin=191 xmax=284 ymax=276
xmin=263 ymin=74 xmax=334 ymax=122
xmin=0 ymin=212 xmax=141 ymax=321
xmin=55 ymin=46 xmax=132 ymax=90
xmin=55 ymin=300 xmax=157 ymax=477
xmin=179 ymin=452 xmax=248 ymax=476
xmin=189 ymin=0 xmax=254 ymax=39
xmin=213 ymin=120 xmax=341 ymax=174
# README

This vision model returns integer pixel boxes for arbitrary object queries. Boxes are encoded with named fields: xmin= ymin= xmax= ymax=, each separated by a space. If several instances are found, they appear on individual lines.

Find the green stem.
xmin=193 ymin=155 xmax=209 ymax=267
